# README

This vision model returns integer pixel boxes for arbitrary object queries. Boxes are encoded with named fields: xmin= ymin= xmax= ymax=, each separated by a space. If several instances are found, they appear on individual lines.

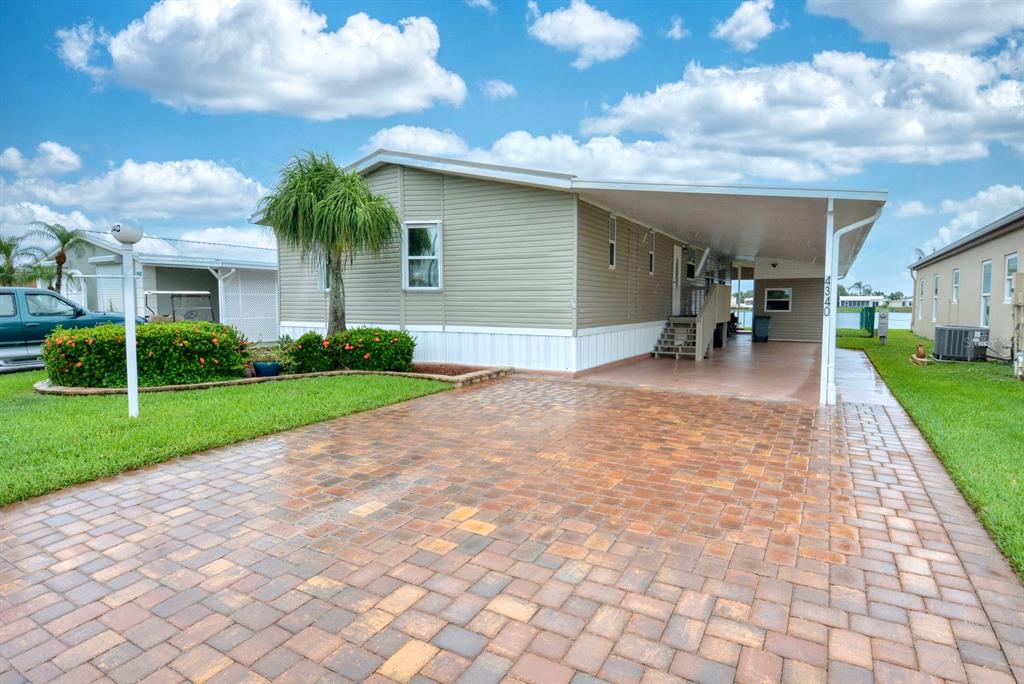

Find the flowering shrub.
xmin=281 ymin=331 xmax=333 ymax=373
xmin=43 ymin=322 xmax=248 ymax=388
xmin=329 ymin=327 xmax=415 ymax=372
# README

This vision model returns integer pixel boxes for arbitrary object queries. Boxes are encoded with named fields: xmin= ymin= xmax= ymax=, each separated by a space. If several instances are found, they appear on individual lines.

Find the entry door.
xmin=672 ymin=245 xmax=683 ymax=316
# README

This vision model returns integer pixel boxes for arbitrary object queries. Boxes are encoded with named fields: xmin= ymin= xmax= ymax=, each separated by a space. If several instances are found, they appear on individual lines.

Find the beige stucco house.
xmin=277 ymin=151 xmax=886 ymax=403
xmin=910 ymin=207 xmax=1023 ymax=360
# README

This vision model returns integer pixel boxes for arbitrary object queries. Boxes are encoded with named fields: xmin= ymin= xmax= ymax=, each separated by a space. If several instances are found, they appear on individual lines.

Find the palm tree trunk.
xmin=53 ymin=252 xmax=66 ymax=293
xmin=327 ymin=257 xmax=346 ymax=336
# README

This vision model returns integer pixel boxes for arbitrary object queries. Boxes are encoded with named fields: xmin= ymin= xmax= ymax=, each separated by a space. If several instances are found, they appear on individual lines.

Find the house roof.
xmin=56 ymin=231 xmax=277 ymax=271
xmin=908 ymin=206 xmax=1024 ymax=271
xmin=350 ymin=150 xmax=887 ymax=278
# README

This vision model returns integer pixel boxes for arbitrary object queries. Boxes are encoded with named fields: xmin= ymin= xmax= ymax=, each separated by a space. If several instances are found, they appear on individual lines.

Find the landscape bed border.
xmin=34 ymin=365 xmax=513 ymax=395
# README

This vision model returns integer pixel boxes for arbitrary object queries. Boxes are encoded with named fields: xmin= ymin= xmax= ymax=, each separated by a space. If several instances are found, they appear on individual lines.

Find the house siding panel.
xmin=344 ymin=166 xmax=402 ymax=326
xmin=442 ymin=174 xmax=575 ymax=328
xmin=277 ymin=241 xmax=327 ymax=324
xmin=755 ymin=277 xmax=824 ymax=342
xmin=576 ymin=200 xmax=687 ymax=329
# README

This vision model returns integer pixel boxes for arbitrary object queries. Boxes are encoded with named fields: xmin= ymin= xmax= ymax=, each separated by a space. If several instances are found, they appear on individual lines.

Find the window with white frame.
xmin=318 ymin=256 xmax=332 ymax=292
xmin=403 ymin=221 xmax=442 ymax=290
xmin=981 ymin=259 xmax=992 ymax=327
xmin=952 ymin=268 xmax=959 ymax=302
xmin=932 ymin=274 xmax=939 ymax=322
xmin=686 ymin=249 xmax=696 ymax=279
xmin=608 ymin=216 xmax=617 ymax=269
xmin=918 ymin=277 xmax=925 ymax=319
xmin=648 ymin=231 xmax=655 ymax=275
xmin=1005 ymin=252 xmax=1018 ymax=303
xmin=764 ymin=287 xmax=792 ymax=312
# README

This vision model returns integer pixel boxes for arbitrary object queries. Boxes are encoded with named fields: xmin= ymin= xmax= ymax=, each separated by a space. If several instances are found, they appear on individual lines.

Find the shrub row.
xmin=283 ymin=328 xmax=415 ymax=374
xmin=43 ymin=322 xmax=248 ymax=388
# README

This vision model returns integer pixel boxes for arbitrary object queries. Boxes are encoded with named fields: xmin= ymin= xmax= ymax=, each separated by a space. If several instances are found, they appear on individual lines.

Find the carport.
xmin=571 ymin=180 xmax=886 ymax=404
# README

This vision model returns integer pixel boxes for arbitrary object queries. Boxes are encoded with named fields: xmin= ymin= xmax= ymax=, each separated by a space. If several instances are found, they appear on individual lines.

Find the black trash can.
xmin=752 ymin=315 xmax=772 ymax=342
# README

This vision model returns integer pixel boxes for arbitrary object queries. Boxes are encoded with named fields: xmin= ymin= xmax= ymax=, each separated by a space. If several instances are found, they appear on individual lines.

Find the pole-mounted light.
xmin=111 ymin=223 xmax=143 ymax=418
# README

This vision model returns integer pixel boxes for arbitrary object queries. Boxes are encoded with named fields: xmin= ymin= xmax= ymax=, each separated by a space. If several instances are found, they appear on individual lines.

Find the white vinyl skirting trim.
xmin=278 ymin=320 xmax=666 ymax=372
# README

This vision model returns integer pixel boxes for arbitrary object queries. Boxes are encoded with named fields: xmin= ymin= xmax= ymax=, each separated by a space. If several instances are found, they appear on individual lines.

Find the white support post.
xmin=122 ymin=246 xmax=139 ymax=418
xmin=819 ymin=199 xmax=836 ymax=405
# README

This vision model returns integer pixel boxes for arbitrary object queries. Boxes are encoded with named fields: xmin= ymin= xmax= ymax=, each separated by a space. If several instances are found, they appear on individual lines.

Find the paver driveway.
xmin=2 ymin=372 xmax=1023 ymax=684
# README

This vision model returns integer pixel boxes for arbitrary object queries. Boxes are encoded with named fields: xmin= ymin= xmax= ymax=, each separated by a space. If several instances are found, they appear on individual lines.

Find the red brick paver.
xmin=2 ymin=371 xmax=1022 ymax=683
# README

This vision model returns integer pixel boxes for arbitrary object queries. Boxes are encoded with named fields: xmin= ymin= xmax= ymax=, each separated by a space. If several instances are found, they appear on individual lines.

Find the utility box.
xmin=877 ymin=309 xmax=889 ymax=345
xmin=933 ymin=325 xmax=988 ymax=361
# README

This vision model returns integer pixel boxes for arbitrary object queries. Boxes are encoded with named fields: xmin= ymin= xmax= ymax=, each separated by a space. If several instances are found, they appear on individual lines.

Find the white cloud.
xmin=0 ymin=202 xmax=93 ymax=231
xmin=894 ymin=201 xmax=934 ymax=218
xmin=527 ymin=0 xmax=641 ymax=69
xmin=366 ymin=126 xmax=470 ymax=157
xmin=178 ymin=226 xmax=276 ymax=250
xmin=56 ymin=0 xmax=466 ymax=120
xmin=711 ymin=0 xmax=782 ymax=52
xmin=55 ymin=21 xmax=108 ymax=77
xmin=481 ymin=79 xmax=518 ymax=100
xmin=580 ymin=47 xmax=1023 ymax=180
xmin=466 ymin=0 xmax=496 ymax=12
xmin=922 ymin=184 xmax=1024 ymax=252
xmin=0 ymin=142 xmax=82 ymax=177
xmin=666 ymin=16 xmax=690 ymax=41
xmin=807 ymin=0 xmax=1024 ymax=53
xmin=2 ymin=157 xmax=266 ymax=220
xmin=365 ymin=126 xmax=825 ymax=184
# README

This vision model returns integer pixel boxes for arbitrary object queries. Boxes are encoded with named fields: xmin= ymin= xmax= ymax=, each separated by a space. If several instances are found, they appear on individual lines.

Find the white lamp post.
xmin=111 ymin=223 xmax=143 ymax=418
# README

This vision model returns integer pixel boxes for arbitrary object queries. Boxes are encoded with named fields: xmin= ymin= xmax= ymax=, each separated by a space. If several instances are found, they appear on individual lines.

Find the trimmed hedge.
xmin=43 ymin=322 xmax=248 ymax=388
xmin=330 ymin=328 xmax=414 ymax=372
xmin=283 ymin=331 xmax=333 ymax=373
xmin=280 ymin=327 xmax=415 ymax=374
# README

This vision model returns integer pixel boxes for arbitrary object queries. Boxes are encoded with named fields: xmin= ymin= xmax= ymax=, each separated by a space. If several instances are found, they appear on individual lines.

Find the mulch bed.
xmin=412 ymin=363 xmax=487 ymax=377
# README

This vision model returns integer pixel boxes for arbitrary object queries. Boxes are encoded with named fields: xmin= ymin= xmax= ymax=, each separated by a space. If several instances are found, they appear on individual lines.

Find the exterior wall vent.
xmin=933 ymin=325 xmax=988 ymax=361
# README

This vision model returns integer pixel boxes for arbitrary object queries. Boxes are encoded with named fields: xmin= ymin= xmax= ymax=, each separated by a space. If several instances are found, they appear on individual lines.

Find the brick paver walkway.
xmin=2 ymin=372 xmax=1022 ymax=683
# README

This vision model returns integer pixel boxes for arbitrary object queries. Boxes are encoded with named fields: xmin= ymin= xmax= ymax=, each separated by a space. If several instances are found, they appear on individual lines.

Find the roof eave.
xmin=908 ymin=206 xmax=1024 ymax=270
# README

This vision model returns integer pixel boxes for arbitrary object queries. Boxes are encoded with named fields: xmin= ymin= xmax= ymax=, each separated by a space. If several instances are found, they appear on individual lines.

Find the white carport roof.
xmin=351 ymin=150 xmax=887 ymax=277
xmin=48 ymin=231 xmax=277 ymax=271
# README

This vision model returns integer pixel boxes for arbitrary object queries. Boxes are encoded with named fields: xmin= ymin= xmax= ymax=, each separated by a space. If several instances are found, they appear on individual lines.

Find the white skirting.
xmin=278 ymin=320 xmax=665 ymax=372
xmin=575 ymin=321 xmax=665 ymax=371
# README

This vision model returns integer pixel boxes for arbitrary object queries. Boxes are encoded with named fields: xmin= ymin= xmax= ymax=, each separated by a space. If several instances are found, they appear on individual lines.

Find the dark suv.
xmin=0 ymin=287 xmax=143 ymax=371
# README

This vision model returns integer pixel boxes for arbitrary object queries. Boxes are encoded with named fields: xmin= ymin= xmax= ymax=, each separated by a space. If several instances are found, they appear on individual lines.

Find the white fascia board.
xmin=573 ymin=179 xmax=888 ymax=203
xmin=350 ymin=150 xmax=574 ymax=191
xmin=87 ymin=254 xmax=121 ymax=264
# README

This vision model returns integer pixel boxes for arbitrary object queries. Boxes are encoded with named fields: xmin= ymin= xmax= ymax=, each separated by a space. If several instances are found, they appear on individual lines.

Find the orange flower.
xmin=75 ymin=361 xmax=83 ymax=368
xmin=212 ymin=337 xmax=219 ymax=345
xmin=323 ymin=340 xmax=330 ymax=348
xmin=86 ymin=338 xmax=93 ymax=345
xmin=363 ymin=352 xmax=371 ymax=359
xmin=374 ymin=337 xmax=381 ymax=342
xmin=199 ymin=357 xmax=205 ymax=364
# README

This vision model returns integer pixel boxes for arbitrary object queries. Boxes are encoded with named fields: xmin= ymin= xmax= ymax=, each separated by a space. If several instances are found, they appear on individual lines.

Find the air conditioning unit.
xmin=933 ymin=325 xmax=988 ymax=361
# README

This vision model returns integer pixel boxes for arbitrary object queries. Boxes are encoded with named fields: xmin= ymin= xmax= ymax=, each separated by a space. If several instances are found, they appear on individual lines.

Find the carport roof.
xmin=351 ymin=150 xmax=887 ymax=277
xmin=57 ymin=231 xmax=277 ymax=271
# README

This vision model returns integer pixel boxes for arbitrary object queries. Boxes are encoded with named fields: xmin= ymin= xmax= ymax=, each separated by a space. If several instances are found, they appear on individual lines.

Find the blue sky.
xmin=2 ymin=0 xmax=1022 ymax=296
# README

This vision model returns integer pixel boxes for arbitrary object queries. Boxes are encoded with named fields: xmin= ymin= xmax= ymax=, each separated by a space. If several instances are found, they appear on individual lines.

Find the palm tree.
xmin=256 ymin=152 xmax=399 ymax=335
xmin=30 ymin=222 xmax=86 ymax=292
xmin=0 ymin=234 xmax=44 ymax=286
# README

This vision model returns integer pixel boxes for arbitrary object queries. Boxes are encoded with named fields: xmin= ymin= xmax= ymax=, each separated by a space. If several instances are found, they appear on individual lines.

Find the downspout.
xmin=821 ymin=205 xmax=883 ymax=404
xmin=208 ymin=267 xmax=236 ymax=325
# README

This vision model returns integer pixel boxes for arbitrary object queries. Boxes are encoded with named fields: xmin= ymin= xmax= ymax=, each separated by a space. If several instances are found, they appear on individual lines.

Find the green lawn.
xmin=0 ymin=371 xmax=448 ymax=506
xmin=837 ymin=329 xmax=1024 ymax=578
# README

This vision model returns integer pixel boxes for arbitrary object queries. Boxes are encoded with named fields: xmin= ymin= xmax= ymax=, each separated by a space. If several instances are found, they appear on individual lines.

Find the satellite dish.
xmin=914 ymin=248 xmax=925 ymax=259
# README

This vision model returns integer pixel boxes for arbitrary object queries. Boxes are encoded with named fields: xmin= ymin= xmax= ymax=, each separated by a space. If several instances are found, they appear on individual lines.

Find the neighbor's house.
xmin=45 ymin=232 xmax=279 ymax=342
xmin=839 ymin=295 xmax=885 ymax=308
xmin=910 ymin=207 xmax=1023 ymax=358
xmin=277 ymin=151 xmax=886 ymax=404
